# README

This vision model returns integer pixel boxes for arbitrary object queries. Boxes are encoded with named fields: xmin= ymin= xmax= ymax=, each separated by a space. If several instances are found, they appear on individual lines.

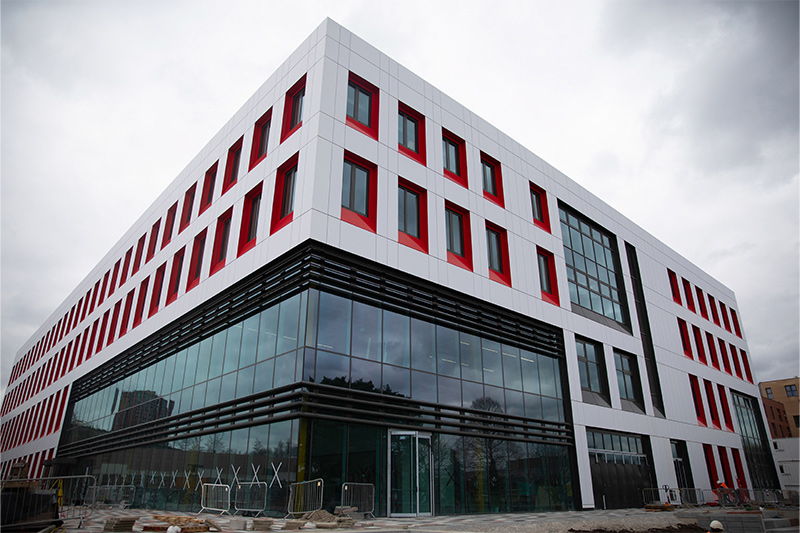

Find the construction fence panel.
xmin=233 ymin=481 xmax=268 ymax=516
xmin=341 ymin=482 xmax=375 ymax=518
xmin=1 ymin=475 xmax=96 ymax=529
xmin=286 ymin=478 xmax=323 ymax=518
xmin=199 ymin=483 xmax=231 ymax=515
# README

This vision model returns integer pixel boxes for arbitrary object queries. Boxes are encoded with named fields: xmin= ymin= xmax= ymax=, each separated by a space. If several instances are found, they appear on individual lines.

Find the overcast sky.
xmin=2 ymin=0 xmax=798 ymax=401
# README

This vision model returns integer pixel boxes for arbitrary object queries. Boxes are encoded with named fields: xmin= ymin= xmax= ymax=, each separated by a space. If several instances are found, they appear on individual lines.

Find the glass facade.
xmin=559 ymin=206 xmax=628 ymax=326
xmin=61 ymin=288 xmax=574 ymax=515
xmin=730 ymin=391 xmax=780 ymax=489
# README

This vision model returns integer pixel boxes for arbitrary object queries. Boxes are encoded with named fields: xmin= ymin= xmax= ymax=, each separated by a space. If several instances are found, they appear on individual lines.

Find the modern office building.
xmin=0 ymin=19 xmax=781 ymax=515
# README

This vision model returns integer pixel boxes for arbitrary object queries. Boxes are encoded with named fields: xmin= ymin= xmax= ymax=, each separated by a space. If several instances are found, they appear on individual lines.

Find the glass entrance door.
xmin=389 ymin=430 xmax=432 ymax=517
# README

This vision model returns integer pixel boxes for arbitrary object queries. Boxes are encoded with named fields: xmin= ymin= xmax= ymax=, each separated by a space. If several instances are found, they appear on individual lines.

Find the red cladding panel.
xmin=689 ymin=374 xmax=706 ymax=426
xmin=162 ymin=201 xmax=178 ymax=249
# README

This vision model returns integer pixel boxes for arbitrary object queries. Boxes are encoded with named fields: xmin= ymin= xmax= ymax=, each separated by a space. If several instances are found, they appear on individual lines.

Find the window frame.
xmin=249 ymin=108 xmax=273 ymax=171
xmin=209 ymin=207 xmax=233 ymax=276
xmin=444 ymin=201 xmax=472 ymax=271
xmin=704 ymin=378 xmax=721 ymax=429
xmin=131 ymin=276 xmax=150 ymax=329
xmin=221 ymin=136 xmax=244 ymax=195
xmin=199 ymin=161 xmax=219 ymax=215
xmin=398 ymin=102 xmax=426 ymax=165
xmin=708 ymin=294 xmax=721 ymax=326
xmin=576 ymin=336 xmax=609 ymax=405
xmin=529 ymin=182 xmax=551 ymax=232
xmin=682 ymin=278 xmax=696 ymax=312
xmin=270 ymin=153 xmax=299 ymax=235
xmin=667 ymin=269 xmax=682 ymax=304
xmin=281 ymin=75 xmax=306 ymax=143
xmin=238 ymin=182 xmax=263 ymax=257
xmin=186 ymin=228 xmax=208 ymax=292
xmin=148 ymin=262 xmax=167 ymax=318
xmin=131 ymin=234 xmax=146 ymax=276
xmin=346 ymin=72 xmax=379 ymax=140
xmin=689 ymin=374 xmax=707 ymax=427
xmin=397 ymin=178 xmax=428 ymax=253
xmin=165 ymin=247 xmax=185 ymax=306
xmin=442 ymin=128 xmax=468 ymax=187
xmin=146 ymin=219 xmax=161 ymax=264
xmin=481 ymin=152 xmax=504 ymax=207
xmin=692 ymin=325 xmax=707 ymax=365
xmin=614 ymin=350 xmax=644 ymax=412
xmin=786 ymin=384 xmax=798 ymax=397
xmin=341 ymin=151 xmax=378 ymax=233
xmin=678 ymin=318 xmax=692 ymax=358
xmin=537 ymin=247 xmax=559 ymax=305
xmin=179 ymin=183 xmax=197 ymax=234
xmin=486 ymin=222 xmax=511 ymax=286
xmin=162 ymin=201 xmax=178 ymax=249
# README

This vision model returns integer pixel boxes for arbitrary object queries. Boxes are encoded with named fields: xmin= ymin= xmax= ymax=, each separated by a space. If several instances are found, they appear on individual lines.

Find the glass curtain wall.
xmin=63 ymin=289 xmax=574 ymax=514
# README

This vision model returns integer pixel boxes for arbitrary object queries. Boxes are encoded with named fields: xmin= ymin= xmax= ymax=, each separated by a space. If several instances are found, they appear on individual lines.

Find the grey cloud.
xmin=603 ymin=1 xmax=799 ymax=183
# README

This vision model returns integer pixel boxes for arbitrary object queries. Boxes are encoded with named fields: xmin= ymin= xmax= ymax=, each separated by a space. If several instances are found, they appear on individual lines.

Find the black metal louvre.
xmin=58 ymin=381 xmax=572 ymax=458
xmin=71 ymin=239 xmax=565 ymax=403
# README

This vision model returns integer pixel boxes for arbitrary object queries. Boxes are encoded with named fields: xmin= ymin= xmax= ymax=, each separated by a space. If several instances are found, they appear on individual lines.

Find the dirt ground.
xmin=570 ymin=525 xmax=705 ymax=533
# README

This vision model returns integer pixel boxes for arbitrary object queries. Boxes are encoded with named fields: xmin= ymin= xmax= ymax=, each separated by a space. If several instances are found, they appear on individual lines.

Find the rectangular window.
xmin=529 ymin=183 xmax=551 ymax=232
xmin=209 ymin=208 xmax=233 ymax=276
xmin=786 ymin=384 xmax=798 ymax=397
xmin=576 ymin=337 xmax=608 ymax=402
xmin=398 ymin=103 xmax=426 ymax=165
xmin=106 ymin=300 xmax=121 ymax=347
xmin=486 ymin=223 xmax=511 ymax=286
xmin=667 ymin=269 xmax=682 ymax=304
xmin=442 ymin=128 xmax=467 ymax=187
xmin=146 ymin=219 xmax=161 ymax=263
xmin=222 ymin=137 xmax=243 ymax=195
xmin=690 ymin=375 xmax=707 ymax=426
xmin=717 ymin=446 xmax=733 ymax=487
xmin=249 ymin=108 xmax=272 ymax=170
xmin=162 ymin=201 xmax=178 ymax=249
xmin=481 ymin=152 xmax=504 ymax=207
xmin=615 ymin=350 xmax=643 ymax=410
xmin=186 ymin=229 xmax=208 ymax=292
xmin=678 ymin=318 xmax=692 ymax=358
xmin=719 ymin=302 xmax=731 ymax=332
xmin=537 ymin=247 xmax=559 ymax=305
xmin=346 ymin=72 xmax=379 ymax=139
xmin=731 ymin=449 xmax=747 ymax=488
xmin=132 ymin=276 xmax=149 ymax=329
xmin=729 ymin=343 xmax=743 ymax=379
xmin=696 ymin=287 xmax=709 ymax=319
xmin=341 ymin=152 xmax=377 ymax=232
xmin=95 ymin=310 xmax=110 ymax=355
xmin=97 ymin=271 xmax=109 ymax=307
xmin=131 ymin=234 xmax=146 ymax=276
xmin=718 ymin=339 xmax=732 ymax=374
xmin=717 ymin=384 xmax=734 ymax=431
xmin=765 ymin=387 xmax=773 ymax=399
xmin=179 ymin=183 xmax=197 ymax=234
xmin=270 ymin=153 xmax=299 ymax=234
xmin=199 ymin=161 xmax=218 ymax=214
xmin=692 ymin=325 xmax=707 ymax=365
xmin=108 ymin=260 xmax=120 ymax=298
xmin=708 ymin=294 xmax=721 ymax=326
xmin=238 ymin=182 xmax=263 ymax=256
xmin=739 ymin=350 xmax=753 ymax=383
xmin=445 ymin=202 xmax=472 ymax=271
xmin=706 ymin=331 xmax=720 ymax=369
xmin=165 ymin=247 xmax=185 ymax=306
xmin=730 ymin=309 xmax=742 ymax=338
xmin=397 ymin=179 xmax=428 ymax=253
xmin=559 ymin=205 xmax=628 ymax=325
xmin=148 ymin=263 xmax=166 ymax=318
xmin=281 ymin=75 xmax=306 ymax=142
xmin=682 ymin=278 xmax=695 ymax=312
xmin=704 ymin=379 xmax=721 ymax=429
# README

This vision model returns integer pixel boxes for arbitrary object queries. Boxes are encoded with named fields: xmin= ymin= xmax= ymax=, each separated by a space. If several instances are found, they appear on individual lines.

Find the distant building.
xmin=760 ymin=378 xmax=800 ymax=438
xmin=771 ymin=438 xmax=800 ymax=492
xmin=0 ymin=19 xmax=781 ymax=515
xmin=762 ymin=396 xmax=793 ymax=439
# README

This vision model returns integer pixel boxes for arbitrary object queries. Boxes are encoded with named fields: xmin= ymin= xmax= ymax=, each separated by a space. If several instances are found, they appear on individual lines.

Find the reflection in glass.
xmin=352 ymin=302 xmax=381 ymax=361
xmin=383 ymin=311 xmax=410 ymax=368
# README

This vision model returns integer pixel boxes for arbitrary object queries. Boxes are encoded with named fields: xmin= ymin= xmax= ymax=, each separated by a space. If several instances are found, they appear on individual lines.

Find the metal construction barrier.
xmin=90 ymin=484 xmax=136 ymax=509
xmin=199 ymin=483 xmax=231 ymax=514
xmin=1 ymin=475 xmax=96 ymax=529
xmin=232 ymin=481 xmax=268 ymax=516
xmin=642 ymin=486 xmax=683 ymax=506
xmin=341 ymin=482 xmax=375 ymax=518
xmin=286 ymin=478 xmax=324 ymax=518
